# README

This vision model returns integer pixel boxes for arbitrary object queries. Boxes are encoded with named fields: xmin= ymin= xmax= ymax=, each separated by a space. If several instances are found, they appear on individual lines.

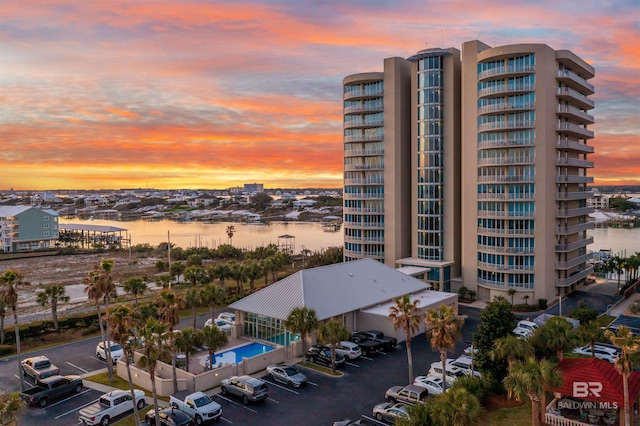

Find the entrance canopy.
xmin=549 ymin=358 xmax=640 ymax=406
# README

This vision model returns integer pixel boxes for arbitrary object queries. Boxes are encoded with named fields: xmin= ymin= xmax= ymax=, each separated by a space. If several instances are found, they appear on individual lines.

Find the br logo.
xmin=573 ymin=382 xmax=603 ymax=398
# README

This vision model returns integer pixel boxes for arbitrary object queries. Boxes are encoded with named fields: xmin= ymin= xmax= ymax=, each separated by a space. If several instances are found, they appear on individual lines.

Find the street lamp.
xmin=557 ymin=293 xmax=563 ymax=317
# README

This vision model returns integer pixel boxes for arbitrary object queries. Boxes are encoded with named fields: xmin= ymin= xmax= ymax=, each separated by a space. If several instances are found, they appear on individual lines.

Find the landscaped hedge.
xmin=1 ymin=311 xmax=100 ymax=344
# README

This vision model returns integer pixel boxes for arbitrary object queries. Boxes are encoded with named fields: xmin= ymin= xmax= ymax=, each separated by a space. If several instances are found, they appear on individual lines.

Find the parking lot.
xmin=10 ymin=306 xmax=479 ymax=425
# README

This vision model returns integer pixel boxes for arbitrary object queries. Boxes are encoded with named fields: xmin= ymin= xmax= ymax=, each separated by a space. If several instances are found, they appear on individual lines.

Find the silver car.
xmin=372 ymin=402 xmax=409 ymax=423
xmin=265 ymin=364 xmax=307 ymax=388
xmin=220 ymin=375 xmax=268 ymax=405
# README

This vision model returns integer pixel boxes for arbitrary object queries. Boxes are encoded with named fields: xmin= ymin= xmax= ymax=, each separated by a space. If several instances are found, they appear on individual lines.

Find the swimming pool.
xmin=214 ymin=342 xmax=275 ymax=365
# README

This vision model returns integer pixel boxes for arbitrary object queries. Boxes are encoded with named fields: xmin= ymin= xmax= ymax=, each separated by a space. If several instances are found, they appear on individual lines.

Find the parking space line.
xmin=55 ymin=398 xmax=99 ymax=419
xmin=377 ymin=351 xmax=388 ymax=355
xmin=362 ymin=415 xmax=387 ymax=425
xmin=220 ymin=417 xmax=233 ymax=424
xmin=213 ymin=394 xmax=258 ymax=413
xmin=67 ymin=362 xmax=89 ymax=373
xmin=267 ymin=397 xmax=279 ymax=404
xmin=345 ymin=361 xmax=360 ymax=368
xmin=263 ymin=380 xmax=299 ymax=394
xmin=46 ymin=389 xmax=91 ymax=408
xmin=306 ymin=380 xmax=318 ymax=386
xmin=13 ymin=374 xmax=31 ymax=387
xmin=359 ymin=355 xmax=373 ymax=361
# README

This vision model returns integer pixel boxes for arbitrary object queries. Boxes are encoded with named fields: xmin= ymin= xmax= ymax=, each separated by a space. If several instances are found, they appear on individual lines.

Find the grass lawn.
xmin=298 ymin=361 xmax=343 ymax=377
xmin=478 ymin=397 xmax=532 ymax=426
xmin=114 ymin=405 xmax=152 ymax=425
xmin=84 ymin=371 xmax=169 ymax=402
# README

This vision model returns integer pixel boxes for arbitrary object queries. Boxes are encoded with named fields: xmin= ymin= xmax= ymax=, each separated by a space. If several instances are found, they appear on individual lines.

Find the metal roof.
xmin=229 ymin=258 xmax=430 ymax=320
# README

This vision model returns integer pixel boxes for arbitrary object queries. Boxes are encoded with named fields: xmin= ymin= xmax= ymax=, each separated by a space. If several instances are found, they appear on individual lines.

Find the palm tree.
xmin=605 ymin=326 xmax=640 ymax=426
xmin=388 ymin=295 xmax=422 ymax=382
xmin=425 ymin=305 xmax=464 ymax=391
xmin=201 ymin=325 xmax=228 ymax=370
xmin=105 ymin=306 xmax=142 ymax=426
xmin=200 ymin=284 xmax=225 ymax=327
xmin=137 ymin=318 xmax=169 ymax=426
xmin=208 ymin=264 xmax=230 ymax=288
xmin=123 ymin=277 xmax=147 ymax=307
xmin=156 ymin=290 xmax=184 ymax=393
xmin=174 ymin=328 xmax=203 ymax=373
xmin=227 ymin=261 xmax=246 ymax=295
xmin=503 ymin=357 xmax=562 ymax=426
xmin=0 ymin=391 xmax=24 ymax=426
xmin=170 ymin=261 xmax=185 ymax=284
xmin=429 ymin=386 xmax=482 ymax=426
xmin=534 ymin=316 xmax=577 ymax=361
xmin=184 ymin=288 xmax=200 ymax=330
xmin=0 ymin=270 xmax=27 ymax=392
xmin=317 ymin=320 xmax=349 ymax=373
xmin=490 ymin=334 xmax=534 ymax=371
xmin=243 ymin=259 xmax=261 ymax=293
xmin=226 ymin=225 xmax=235 ymax=246
xmin=84 ymin=266 xmax=114 ymax=381
xmin=284 ymin=307 xmax=318 ymax=357
xmin=508 ymin=288 xmax=516 ymax=305
xmin=0 ymin=300 xmax=6 ymax=345
xmin=575 ymin=321 xmax=606 ymax=357
xmin=36 ymin=284 xmax=70 ymax=332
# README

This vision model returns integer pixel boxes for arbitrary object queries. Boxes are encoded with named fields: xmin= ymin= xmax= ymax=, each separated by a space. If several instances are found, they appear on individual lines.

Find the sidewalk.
xmin=82 ymin=368 xmax=169 ymax=408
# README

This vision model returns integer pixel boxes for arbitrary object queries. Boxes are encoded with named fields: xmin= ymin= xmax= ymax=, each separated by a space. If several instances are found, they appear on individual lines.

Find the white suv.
xmin=428 ymin=361 xmax=465 ymax=384
xmin=448 ymin=356 xmax=482 ymax=377
xmin=572 ymin=344 xmax=619 ymax=363
xmin=96 ymin=341 xmax=124 ymax=364
xmin=335 ymin=341 xmax=362 ymax=360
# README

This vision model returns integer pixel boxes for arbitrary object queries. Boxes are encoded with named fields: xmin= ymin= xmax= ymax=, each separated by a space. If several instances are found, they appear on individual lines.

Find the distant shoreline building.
xmin=0 ymin=206 xmax=59 ymax=252
xmin=343 ymin=40 xmax=595 ymax=303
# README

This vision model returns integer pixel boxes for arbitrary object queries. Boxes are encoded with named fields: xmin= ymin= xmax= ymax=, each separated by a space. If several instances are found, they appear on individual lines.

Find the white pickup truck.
xmin=169 ymin=391 xmax=222 ymax=424
xmin=79 ymin=389 xmax=146 ymax=426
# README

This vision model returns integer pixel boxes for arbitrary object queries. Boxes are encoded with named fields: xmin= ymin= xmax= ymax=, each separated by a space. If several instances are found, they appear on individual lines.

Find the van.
xmin=428 ymin=361 xmax=466 ymax=383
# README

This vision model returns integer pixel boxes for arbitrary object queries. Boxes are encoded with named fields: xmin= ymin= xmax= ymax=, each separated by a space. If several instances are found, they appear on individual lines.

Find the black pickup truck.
xmin=20 ymin=375 xmax=83 ymax=407
xmin=353 ymin=330 xmax=397 ymax=352
xmin=350 ymin=331 xmax=384 ymax=356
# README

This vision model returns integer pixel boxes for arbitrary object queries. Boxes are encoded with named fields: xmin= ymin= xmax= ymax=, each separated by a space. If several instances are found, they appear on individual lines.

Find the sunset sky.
xmin=2 ymin=0 xmax=639 ymax=190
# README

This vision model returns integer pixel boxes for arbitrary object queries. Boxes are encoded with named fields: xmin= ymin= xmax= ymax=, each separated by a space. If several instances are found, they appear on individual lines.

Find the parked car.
xmin=79 ymin=389 xmax=145 ymax=425
xmin=334 ymin=341 xmax=362 ymax=360
xmin=413 ymin=374 xmax=449 ymax=395
xmin=169 ymin=390 xmax=222 ymax=424
xmin=352 ymin=330 xmax=397 ymax=351
xmin=20 ymin=375 xmax=83 ymax=407
xmin=145 ymin=407 xmax=195 ymax=426
xmin=513 ymin=320 xmax=538 ymax=334
xmin=21 ymin=355 xmax=59 ymax=380
xmin=513 ymin=327 xmax=534 ymax=339
xmin=462 ymin=345 xmax=477 ymax=358
xmin=348 ymin=332 xmax=384 ymax=356
xmin=428 ymin=361 xmax=465 ymax=384
xmin=385 ymin=384 xmax=430 ymax=405
xmin=448 ymin=356 xmax=482 ymax=377
xmin=306 ymin=346 xmax=346 ymax=368
xmin=265 ymin=364 xmax=307 ymax=388
xmin=573 ymin=344 xmax=619 ymax=363
xmin=204 ymin=319 xmax=232 ymax=334
xmin=216 ymin=312 xmax=236 ymax=325
xmin=96 ymin=341 xmax=124 ymax=364
xmin=372 ymin=402 xmax=409 ymax=423
xmin=220 ymin=375 xmax=268 ymax=405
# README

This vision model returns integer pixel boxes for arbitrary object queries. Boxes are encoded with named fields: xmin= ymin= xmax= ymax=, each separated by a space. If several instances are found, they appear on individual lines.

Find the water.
xmin=60 ymin=218 xmax=343 ymax=254
xmin=59 ymin=218 xmax=639 ymax=258
xmin=214 ymin=342 xmax=275 ymax=364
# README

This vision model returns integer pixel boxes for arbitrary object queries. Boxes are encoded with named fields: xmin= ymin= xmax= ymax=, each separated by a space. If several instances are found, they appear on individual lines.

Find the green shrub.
xmin=0 ymin=344 xmax=14 ymax=356
xmin=538 ymin=298 xmax=547 ymax=310
xmin=630 ymin=303 xmax=640 ymax=315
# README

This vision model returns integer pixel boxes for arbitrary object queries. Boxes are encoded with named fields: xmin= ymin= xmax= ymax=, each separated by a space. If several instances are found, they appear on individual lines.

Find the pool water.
xmin=214 ymin=342 xmax=275 ymax=365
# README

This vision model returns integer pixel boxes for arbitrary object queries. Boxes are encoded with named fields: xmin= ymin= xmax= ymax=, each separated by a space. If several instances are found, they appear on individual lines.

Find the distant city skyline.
xmin=2 ymin=0 xmax=639 ymax=190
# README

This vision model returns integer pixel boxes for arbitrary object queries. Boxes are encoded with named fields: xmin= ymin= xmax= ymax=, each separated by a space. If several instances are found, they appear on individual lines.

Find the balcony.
xmin=343 ymin=193 xmax=384 ymax=200
xmin=478 ymin=120 xmax=535 ymax=132
xmin=477 ymin=227 xmax=534 ymax=236
xmin=478 ymin=175 xmax=536 ymax=183
xmin=477 ymin=244 xmax=534 ymax=254
xmin=344 ymin=104 xmax=383 ymax=114
xmin=557 ymin=122 xmax=594 ymax=139
xmin=344 ymin=178 xmax=384 ymax=185
xmin=556 ymin=222 xmax=594 ymax=235
xmin=344 ymin=134 xmax=384 ymax=143
xmin=477 ymin=64 xmax=535 ymax=81
xmin=556 ymin=207 xmax=594 ymax=217
xmin=478 ymin=156 xmax=535 ymax=166
xmin=556 ymin=105 xmax=594 ymax=124
xmin=556 ymin=191 xmax=594 ymax=200
xmin=556 ymin=87 xmax=595 ymax=110
xmin=555 ymin=266 xmax=593 ymax=287
xmin=556 ymin=139 xmax=594 ymax=153
xmin=556 ymin=175 xmax=594 ymax=184
xmin=556 ymin=69 xmax=595 ymax=95
xmin=556 ymin=156 xmax=594 ymax=170
xmin=344 ymin=148 xmax=385 ymax=157
xmin=343 ymin=207 xmax=384 ymax=214
xmin=344 ymin=163 xmax=384 ymax=171
xmin=478 ymin=138 xmax=535 ymax=149
xmin=555 ymin=237 xmax=594 ymax=252
xmin=478 ymin=83 xmax=535 ymax=98
xmin=478 ymin=102 xmax=535 ymax=115
xmin=344 ymin=119 xmax=384 ymax=130
xmin=478 ymin=260 xmax=534 ymax=272
xmin=556 ymin=253 xmax=593 ymax=269
xmin=344 ymin=88 xmax=383 ymax=101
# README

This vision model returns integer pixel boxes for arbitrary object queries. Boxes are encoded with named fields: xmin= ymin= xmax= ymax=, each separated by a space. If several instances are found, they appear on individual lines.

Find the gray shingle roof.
xmin=230 ymin=258 xmax=430 ymax=320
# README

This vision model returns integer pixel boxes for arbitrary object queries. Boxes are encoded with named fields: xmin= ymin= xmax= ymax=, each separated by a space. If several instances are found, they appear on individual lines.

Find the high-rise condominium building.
xmin=343 ymin=41 xmax=595 ymax=303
